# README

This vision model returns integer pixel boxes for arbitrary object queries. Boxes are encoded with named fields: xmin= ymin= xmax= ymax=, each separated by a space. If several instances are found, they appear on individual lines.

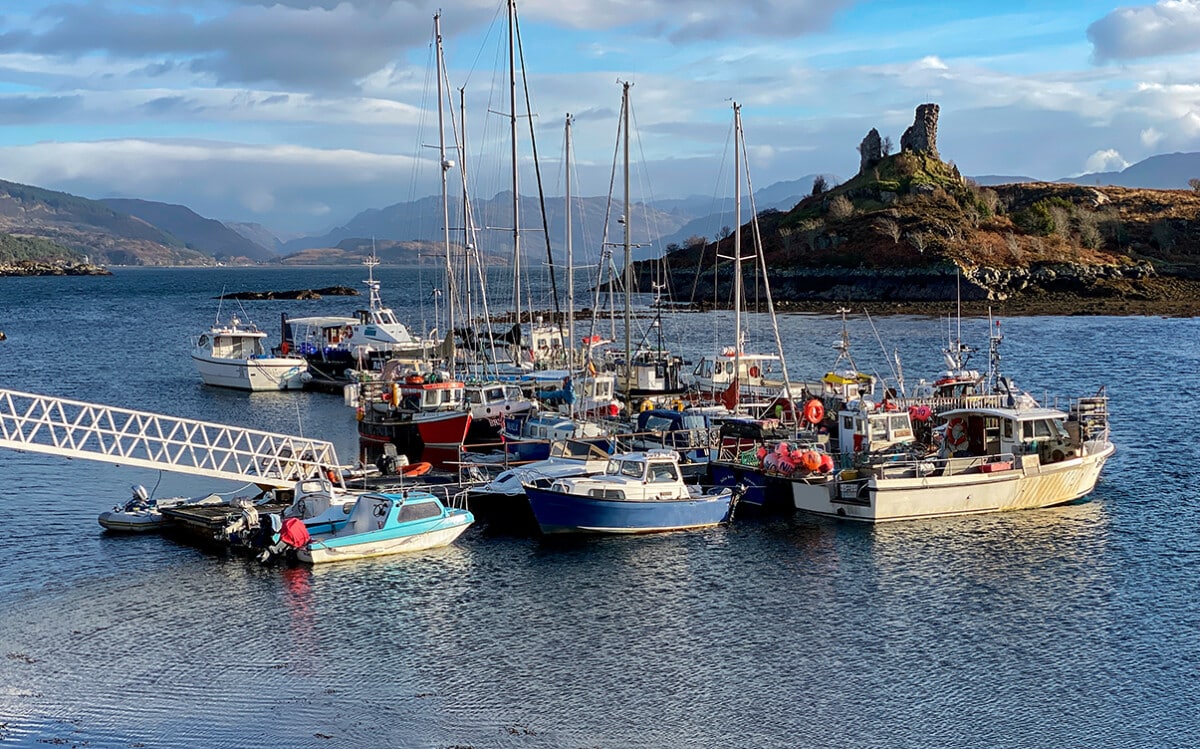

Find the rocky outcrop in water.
xmin=0 ymin=261 xmax=111 ymax=276
xmin=217 ymin=286 xmax=359 ymax=300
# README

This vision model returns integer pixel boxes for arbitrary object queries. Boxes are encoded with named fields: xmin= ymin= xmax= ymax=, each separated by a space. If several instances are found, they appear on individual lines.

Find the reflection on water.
xmin=0 ymin=270 xmax=1197 ymax=747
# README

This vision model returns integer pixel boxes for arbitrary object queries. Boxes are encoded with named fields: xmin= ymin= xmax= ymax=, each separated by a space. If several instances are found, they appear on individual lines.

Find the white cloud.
xmin=1140 ymin=126 xmax=1164 ymax=146
xmin=1088 ymin=0 xmax=1200 ymax=62
xmin=1083 ymin=148 xmax=1130 ymax=173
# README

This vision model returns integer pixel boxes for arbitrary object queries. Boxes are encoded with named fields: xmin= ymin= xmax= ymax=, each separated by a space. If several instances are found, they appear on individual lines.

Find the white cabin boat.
xmin=792 ymin=393 xmax=1114 ymax=522
xmin=192 ymin=315 xmax=306 ymax=391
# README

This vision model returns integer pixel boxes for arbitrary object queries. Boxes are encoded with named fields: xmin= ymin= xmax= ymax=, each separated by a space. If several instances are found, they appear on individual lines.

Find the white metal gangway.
xmin=0 ymin=388 xmax=344 ymax=489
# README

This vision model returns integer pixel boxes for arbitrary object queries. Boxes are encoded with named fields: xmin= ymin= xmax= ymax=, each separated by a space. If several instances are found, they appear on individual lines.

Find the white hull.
xmin=193 ymin=354 xmax=305 ymax=391
xmin=297 ymin=522 xmax=469 ymax=564
xmin=793 ymin=443 xmax=1114 ymax=522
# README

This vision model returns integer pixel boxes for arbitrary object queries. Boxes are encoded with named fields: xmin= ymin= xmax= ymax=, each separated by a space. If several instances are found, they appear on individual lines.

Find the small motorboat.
xmin=523 ymin=449 xmax=737 ymax=535
xmin=98 ymin=485 xmax=224 ymax=532
xmin=287 ymin=490 xmax=474 ymax=564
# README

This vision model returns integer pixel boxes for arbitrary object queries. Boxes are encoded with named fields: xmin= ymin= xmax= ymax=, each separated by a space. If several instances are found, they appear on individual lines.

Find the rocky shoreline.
xmin=695 ymin=275 xmax=1200 ymax=317
xmin=674 ymin=260 xmax=1200 ymax=317
xmin=0 ymin=261 xmax=111 ymax=277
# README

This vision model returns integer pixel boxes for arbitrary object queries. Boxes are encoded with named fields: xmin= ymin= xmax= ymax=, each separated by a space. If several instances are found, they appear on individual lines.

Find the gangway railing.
xmin=0 ymin=388 xmax=343 ymax=489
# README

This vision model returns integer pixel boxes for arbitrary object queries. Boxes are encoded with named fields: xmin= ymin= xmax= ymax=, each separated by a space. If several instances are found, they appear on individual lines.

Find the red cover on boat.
xmin=280 ymin=516 xmax=311 ymax=548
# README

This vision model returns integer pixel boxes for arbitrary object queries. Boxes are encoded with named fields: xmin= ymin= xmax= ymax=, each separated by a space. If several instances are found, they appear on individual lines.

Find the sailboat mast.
xmin=434 ymin=13 xmax=455 ymax=371
xmin=733 ymin=102 xmax=743 ymax=393
xmin=565 ymin=113 xmax=575 ymax=365
xmin=508 ymin=0 xmax=522 ymax=336
xmin=622 ymin=81 xmax=633 ymax=401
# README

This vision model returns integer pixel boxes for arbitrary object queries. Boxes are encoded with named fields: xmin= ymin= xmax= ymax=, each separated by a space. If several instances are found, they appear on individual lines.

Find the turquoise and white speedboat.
xmin=294 ymin=490 xmax=473 ymax=564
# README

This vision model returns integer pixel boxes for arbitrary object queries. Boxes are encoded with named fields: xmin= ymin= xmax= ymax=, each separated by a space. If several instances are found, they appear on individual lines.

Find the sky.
xmin=1 ymin=0 xmax=1199 ymax=236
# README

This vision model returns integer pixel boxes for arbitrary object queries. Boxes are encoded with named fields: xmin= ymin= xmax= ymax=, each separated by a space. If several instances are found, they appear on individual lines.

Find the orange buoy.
xmin=802 ymin=450 xmax=822 ymax=472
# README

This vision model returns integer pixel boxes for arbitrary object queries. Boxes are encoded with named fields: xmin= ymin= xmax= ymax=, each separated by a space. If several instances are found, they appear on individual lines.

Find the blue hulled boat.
xmin=523 ymin=450 xmax=736 ymax=535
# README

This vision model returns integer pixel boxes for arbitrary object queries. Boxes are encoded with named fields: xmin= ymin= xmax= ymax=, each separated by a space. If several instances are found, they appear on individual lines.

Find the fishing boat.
xmin=192 ymin=314 xmax=306 ymax=391
xmin=791 ymin=390 xmax=1114 ymax=522
xmin=288 ymin=489 xmax=473 ymax=564
xmin=523 ymin=449 xmax=736 ymax=535
xmin=355 ymin=370 xmax=472 ymax=469
xmin=98 ymin=485 xmax=224 ymax=532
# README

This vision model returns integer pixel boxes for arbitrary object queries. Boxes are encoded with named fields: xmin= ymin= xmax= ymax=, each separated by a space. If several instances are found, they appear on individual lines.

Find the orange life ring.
xmin=945 ymin=416 xmax=968 ymax=451
xmin=343 ymin=325 xmax=354 ymax=340
xmin=280 ymin=341 xmax=290 ymax=355
xmin=748 ymin=365 xmax=760 ymax=378
xmin=802 ymin=398 xmax=825 ymax=424
xmin=401 ymin=461 xmax=432 ymax=477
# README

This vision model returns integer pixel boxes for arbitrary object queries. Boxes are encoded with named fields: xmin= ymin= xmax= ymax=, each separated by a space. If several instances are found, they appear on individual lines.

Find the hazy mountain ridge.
xmin=101 ymin=198 xmax=277 ymax=262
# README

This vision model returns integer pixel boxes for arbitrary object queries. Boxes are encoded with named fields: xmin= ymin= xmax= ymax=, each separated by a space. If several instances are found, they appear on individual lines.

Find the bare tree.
xmin=811 ymin=175 xmax=828 ymax=196
xmin=874 ymin=217 xmax=901 ymax=243
xmin=882 ymin=136 xmax=894 ymax=156
xmin=1189 ymin=177 xmax=1200 ymax=194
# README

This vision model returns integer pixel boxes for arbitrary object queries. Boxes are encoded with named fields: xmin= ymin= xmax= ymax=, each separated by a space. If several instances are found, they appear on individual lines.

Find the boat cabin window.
xmin=889 ymin=415 xmax=913 ymax=440
xmin=648 ymin=462 xmax=679 ymax=483
xmin=869 ymin=415 xmax=890 ymax=441
xmin=466 ymin=390 xmax=483 ymax=405
xmin=843 ymin=415 xmax=855 ymax=432
xmin=607 ymin=460 xmax=645 ymax=479
xmin=485 ymin=387 xmax=505 ymax=402
xmin=643 ymin=415 xmax=677 ymax=433
xmin=595 ymin=379 xmax=613 ymax=399
xmin=694 ymin=359 xmax=714 ymax=379
xmin=398 ymin=501 xmax=442 ymax=523
xmin=1003 ymin=419 xmax=1014 ymax=440
xmin=1022 ymin=420 xmax=1053 ymax=440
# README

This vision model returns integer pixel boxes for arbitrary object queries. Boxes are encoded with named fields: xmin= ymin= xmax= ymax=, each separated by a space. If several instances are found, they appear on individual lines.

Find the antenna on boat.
xmin=986 ymin=307 xmax=1004 ymax=393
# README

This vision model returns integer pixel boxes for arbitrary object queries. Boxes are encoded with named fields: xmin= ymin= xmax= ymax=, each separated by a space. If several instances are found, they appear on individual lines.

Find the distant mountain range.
xmin=1056 ymin=152 xmax=1200 ymax=190
xmin=279 ymin=175 xmax=832 ymax=263
xmin=2 ymin=152 xmax=1198 ymax=267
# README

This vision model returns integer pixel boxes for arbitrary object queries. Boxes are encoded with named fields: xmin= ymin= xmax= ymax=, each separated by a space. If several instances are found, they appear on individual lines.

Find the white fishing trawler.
xmin=791 ymin=390 xmax=1114 ymax=522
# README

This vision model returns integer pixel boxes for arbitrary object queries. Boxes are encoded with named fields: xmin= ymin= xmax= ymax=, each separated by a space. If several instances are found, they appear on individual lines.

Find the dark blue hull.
xmin=709 ymin=461 xmax=792 ymax=511
xmin=525 ymin=486 xmax=733 ymax=535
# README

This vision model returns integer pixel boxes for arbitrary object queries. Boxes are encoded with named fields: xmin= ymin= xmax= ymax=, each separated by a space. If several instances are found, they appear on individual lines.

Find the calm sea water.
xmin=0 ymin=267 xmax=1197 ymax=748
